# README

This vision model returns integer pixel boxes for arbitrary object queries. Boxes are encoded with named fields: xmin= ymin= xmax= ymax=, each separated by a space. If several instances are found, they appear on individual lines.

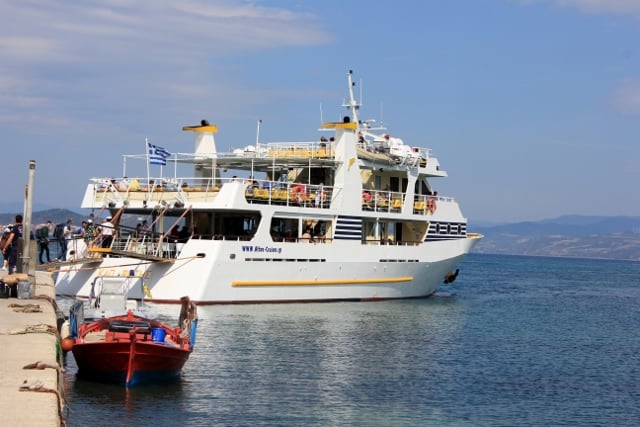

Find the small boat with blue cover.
xmin=66 ymin=296 xmax=197 ymax=387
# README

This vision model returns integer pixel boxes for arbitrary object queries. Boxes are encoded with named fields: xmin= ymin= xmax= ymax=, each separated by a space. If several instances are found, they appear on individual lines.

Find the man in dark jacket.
xmin=37 ymin=223 xmax=51 ymax=264
xmin=2 ymin=214 xmax=23 ymax=273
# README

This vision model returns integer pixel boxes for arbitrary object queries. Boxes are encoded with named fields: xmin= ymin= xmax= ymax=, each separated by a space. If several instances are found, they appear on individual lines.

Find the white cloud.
xmin=0 ymin=0 xmax=328 ymax=62
xmin=0 ymin=36 xmax=58 ymax=60
xmin=0 ymin=0 xmax=331 ymax=129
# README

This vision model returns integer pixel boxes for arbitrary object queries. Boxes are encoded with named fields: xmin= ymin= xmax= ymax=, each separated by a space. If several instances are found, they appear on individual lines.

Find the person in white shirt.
xmin=101 ymin=216 xmax=115 ymax=248
xmin=60 ymin=219 xmax=75 ymax=261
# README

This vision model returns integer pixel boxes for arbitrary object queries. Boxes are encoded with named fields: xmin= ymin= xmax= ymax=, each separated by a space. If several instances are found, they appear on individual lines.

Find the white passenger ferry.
xmin=55 ymin=71 xmax=482 ymax=304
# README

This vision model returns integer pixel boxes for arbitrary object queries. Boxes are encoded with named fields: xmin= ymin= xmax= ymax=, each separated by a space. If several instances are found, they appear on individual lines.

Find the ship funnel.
xmin=183 ymin=121 xmax=218 ymax=157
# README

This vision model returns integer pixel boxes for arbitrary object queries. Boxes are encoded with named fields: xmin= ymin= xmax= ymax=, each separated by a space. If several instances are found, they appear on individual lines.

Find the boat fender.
xmin=61 ymin=338 xmax=74 ymax=352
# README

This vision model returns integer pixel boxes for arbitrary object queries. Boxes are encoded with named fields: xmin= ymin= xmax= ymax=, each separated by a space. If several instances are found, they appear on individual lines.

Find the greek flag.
xmin=148 ymin=142 xmax=171 ymax=166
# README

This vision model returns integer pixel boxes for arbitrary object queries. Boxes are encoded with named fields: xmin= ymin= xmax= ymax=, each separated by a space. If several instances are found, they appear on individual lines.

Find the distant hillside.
xmin=2 ymin=210 xmax=639 ymax=261
xmin=0 ymin=208 xmax=145 ymax=230
xmin=0 ymin=208 xmax=86 ymax=228
xmin=472 ymin=215 xmax=640 ymax=261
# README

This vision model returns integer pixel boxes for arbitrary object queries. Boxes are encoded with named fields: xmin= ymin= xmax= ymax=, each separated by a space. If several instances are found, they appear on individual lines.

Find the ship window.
xmin=270 ymin=217 xmax=299 ymax=242
xmin=214 ymin=212 xmax=261 ymax=240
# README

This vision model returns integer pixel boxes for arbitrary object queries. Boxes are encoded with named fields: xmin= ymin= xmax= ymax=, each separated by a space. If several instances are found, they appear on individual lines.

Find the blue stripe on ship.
xmin=425 ymin=222 xmax=467 ymax=242
xmin=335 ymin=215 xmax=362 ymax=240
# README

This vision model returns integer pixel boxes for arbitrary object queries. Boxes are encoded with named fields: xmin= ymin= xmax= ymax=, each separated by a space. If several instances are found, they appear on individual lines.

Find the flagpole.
xmin=145 ymin=138 xmax=151 ymax=194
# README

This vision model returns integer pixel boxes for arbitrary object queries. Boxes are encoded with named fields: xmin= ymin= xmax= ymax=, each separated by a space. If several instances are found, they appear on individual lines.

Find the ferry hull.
xmin=56 ymin=236 xmax=480 ymax=304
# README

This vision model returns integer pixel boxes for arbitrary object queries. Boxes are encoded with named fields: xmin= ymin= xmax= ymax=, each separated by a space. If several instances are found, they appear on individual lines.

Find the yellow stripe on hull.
xmin=232 ymin=276 xmax=414 ymax=287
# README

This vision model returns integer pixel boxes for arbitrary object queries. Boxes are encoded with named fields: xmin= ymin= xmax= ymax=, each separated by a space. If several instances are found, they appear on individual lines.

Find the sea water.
xmin=61 ymin=254 xmax=640 ymax=426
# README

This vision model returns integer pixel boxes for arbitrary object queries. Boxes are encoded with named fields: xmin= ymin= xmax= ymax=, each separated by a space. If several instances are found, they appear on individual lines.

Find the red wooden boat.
xmin=66 ymin=296 xmax=197 ymax=387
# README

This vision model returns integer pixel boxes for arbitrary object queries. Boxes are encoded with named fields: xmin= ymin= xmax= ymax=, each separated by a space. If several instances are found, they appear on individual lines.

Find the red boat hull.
xmin=72 ymin=340 xmax=192 ymax=386
xmin=68 ymin=300 xmax=197 ymax=387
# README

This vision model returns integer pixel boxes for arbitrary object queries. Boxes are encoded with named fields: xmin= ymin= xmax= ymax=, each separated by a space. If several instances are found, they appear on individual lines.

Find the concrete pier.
xmin=0 ymin=270 xmax=63 ymax=426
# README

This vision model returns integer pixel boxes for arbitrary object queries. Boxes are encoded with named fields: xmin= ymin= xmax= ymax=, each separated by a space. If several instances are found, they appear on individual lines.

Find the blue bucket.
xmin=151 ymin=327 xmax=166 ymax=342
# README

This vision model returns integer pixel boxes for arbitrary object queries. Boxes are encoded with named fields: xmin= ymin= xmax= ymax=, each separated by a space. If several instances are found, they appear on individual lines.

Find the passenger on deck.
xmin=63 ymin=218 xmax=74 ymax=236
xmin=129 ymin=177 xmax=140 ymax=191
xmin=169 ymin=226 xmax=180 ymax=243
xmin=118 ymin=177 xmax=130 ymax=191
xmin=87 ymin=219 xmax=99 ymax=249
xmin=178 ymin=226 xmax=190 ymax=243
xmin=375 ymin=191 xmax=385 ymax=206
xmin=101 ymin=216 xmax=115 ymax=248
xmin=270 ymin=226 xmax=281 ymax=241
xmin=141 ymin=220 xmax=149 ymax=235
xmin=301 ymin=228 xmax=313 ymax=243
xmin=315 ymin=183 xmax=325 ymax=208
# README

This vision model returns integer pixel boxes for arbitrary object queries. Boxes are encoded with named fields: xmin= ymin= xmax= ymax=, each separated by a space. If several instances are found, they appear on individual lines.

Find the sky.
xmin=1 ymin=0 xmax=639 ymax=224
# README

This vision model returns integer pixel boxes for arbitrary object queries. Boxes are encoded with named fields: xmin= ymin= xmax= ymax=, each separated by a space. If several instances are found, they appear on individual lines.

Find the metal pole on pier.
xmin=20 ymin=160 xmax=35 ymax=274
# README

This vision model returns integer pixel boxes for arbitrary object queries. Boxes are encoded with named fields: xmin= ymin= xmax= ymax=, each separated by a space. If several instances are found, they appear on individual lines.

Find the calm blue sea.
xmin=60 ymin=254 xmax=640 ymax=427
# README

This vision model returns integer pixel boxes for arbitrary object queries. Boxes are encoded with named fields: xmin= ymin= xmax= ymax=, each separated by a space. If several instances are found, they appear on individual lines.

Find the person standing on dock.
xmin=0 ymin=226 xmax=10 ymax=270
xmin=36 ymin=222 xmax=51 ymax=264
xmin=2 ymin=214 xmax=23 ymax=273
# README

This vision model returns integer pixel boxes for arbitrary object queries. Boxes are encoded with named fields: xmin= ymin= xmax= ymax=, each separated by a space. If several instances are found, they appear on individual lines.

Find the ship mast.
xmin=346 ymin=70 xmax=360 ymax=126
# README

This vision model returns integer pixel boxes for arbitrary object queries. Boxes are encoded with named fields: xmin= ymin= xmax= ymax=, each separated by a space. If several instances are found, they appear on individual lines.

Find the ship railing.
xmin=109 ymin=232 xmax=186 ymax=259
xmin=263 ymin=141 xmax=335 ymax=159
xmin=413 ymin=147 xmax=431 ymax=168
xmin=185 ymin=141 xmax=335 ymax=160
xmin=244 ymin=179 xmax=332 ymax=208
xmin=360 ymin=191 xmax=455 ymax=215
xmin=361 ymin=190 xmax=404 ymax=213
xmin=412 ymin=194 xmax=455 ymax=215
xmin=90 ymin=176 xmax=222 ymax=193
xmin=90 ymin=176 xmax=225 ymax=207
xmin=91 ymin=175 xmax=341 ymax=209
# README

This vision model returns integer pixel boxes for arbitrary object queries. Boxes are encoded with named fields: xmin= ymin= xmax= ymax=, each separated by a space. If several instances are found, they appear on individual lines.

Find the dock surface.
xmin=0 ymin=270 xmax=63 ymax=426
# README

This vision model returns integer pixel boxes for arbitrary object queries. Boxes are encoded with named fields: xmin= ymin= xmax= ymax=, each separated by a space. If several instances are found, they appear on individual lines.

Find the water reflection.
xmin=62 ymin=298 xmax=468 ymax=426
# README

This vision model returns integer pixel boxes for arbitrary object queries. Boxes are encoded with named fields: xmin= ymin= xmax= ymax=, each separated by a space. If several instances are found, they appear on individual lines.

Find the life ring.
xmin=427 ymin=197 xmax=437 ymax=213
